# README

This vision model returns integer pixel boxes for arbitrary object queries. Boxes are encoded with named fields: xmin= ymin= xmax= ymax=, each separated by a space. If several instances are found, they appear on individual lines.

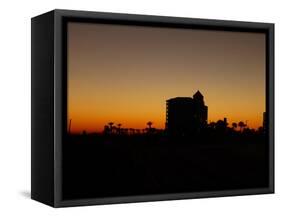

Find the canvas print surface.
xmin=63 ymin=22 xmax=268 ymax=200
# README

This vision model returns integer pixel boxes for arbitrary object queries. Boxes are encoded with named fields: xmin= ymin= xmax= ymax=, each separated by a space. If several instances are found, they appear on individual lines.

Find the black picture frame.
xmin=31 ymin=9 xmax=274 ymax=207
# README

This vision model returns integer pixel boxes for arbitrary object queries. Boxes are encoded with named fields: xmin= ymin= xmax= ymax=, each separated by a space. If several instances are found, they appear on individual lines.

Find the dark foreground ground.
xmin=62 ymin=133 xmax=269 ymax=200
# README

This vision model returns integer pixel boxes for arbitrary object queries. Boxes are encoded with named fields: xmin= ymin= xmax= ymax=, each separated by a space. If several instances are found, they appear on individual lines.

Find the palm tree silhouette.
xmin=108 ymin=122 xmax=114 ymax=133
xmin=117 ymin=123 xmax=122 ymax=134
xmin=238 ymin=121 xmax=246 ymax=132
xmin=147 ymin=121 xmax=153 ymax=129
xmin=232 ymin=122 xmax=238 ymax=130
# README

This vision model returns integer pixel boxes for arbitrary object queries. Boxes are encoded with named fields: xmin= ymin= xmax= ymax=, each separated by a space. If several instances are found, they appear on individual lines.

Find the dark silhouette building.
xmin=166 ymin=91 xmax=208 ymax=136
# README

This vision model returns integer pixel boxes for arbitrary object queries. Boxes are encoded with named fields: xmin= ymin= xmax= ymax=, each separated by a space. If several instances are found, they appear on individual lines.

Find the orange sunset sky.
xmin=67 ymin=22 xmax=266 ymax=133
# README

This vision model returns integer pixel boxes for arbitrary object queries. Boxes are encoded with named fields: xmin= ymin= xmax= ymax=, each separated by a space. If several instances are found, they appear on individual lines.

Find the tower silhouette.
xmin=166 ymin=90 xmax=208 ymax=136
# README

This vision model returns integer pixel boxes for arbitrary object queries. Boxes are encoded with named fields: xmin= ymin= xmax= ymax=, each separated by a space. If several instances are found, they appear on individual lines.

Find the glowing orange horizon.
xmin=68 ymin=103 xmax=264 ymax=133
xmin=67 ymin=22 xmax=266 ymax=133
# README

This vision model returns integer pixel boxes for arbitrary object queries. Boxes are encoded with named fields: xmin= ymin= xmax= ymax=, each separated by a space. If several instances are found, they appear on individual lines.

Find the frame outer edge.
xmin=268 ymin=23 xmax=274 ymax=193
xmin=50 ymin=9 xmax=275 ymax=207
xmin=54 ymin=10 xmax=63 ymax=207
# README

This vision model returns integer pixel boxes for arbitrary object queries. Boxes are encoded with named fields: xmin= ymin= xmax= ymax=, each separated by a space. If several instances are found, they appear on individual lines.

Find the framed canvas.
xmin=31 ymin=9 xmax=274 ymax=207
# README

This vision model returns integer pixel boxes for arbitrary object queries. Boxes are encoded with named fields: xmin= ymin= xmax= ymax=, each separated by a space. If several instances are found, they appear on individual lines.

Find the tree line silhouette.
xmin=102 ymin=121 xmax=162 ymax=135
xmin=76 ymin=119 xmax=264 ymax=137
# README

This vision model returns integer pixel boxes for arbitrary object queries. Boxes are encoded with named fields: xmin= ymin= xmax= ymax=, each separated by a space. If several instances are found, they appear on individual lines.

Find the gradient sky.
xmin=67 ymin=22 xmax=266 ymax=133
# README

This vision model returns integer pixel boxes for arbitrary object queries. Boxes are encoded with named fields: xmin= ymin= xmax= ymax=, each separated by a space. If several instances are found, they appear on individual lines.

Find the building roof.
xmin=193 ymin=90 xmax=203 ymax=97
xmin=167 ymin=91 xmax=204 ymax=102
xmin=166 ymin=97 xmax=193 ymax=102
